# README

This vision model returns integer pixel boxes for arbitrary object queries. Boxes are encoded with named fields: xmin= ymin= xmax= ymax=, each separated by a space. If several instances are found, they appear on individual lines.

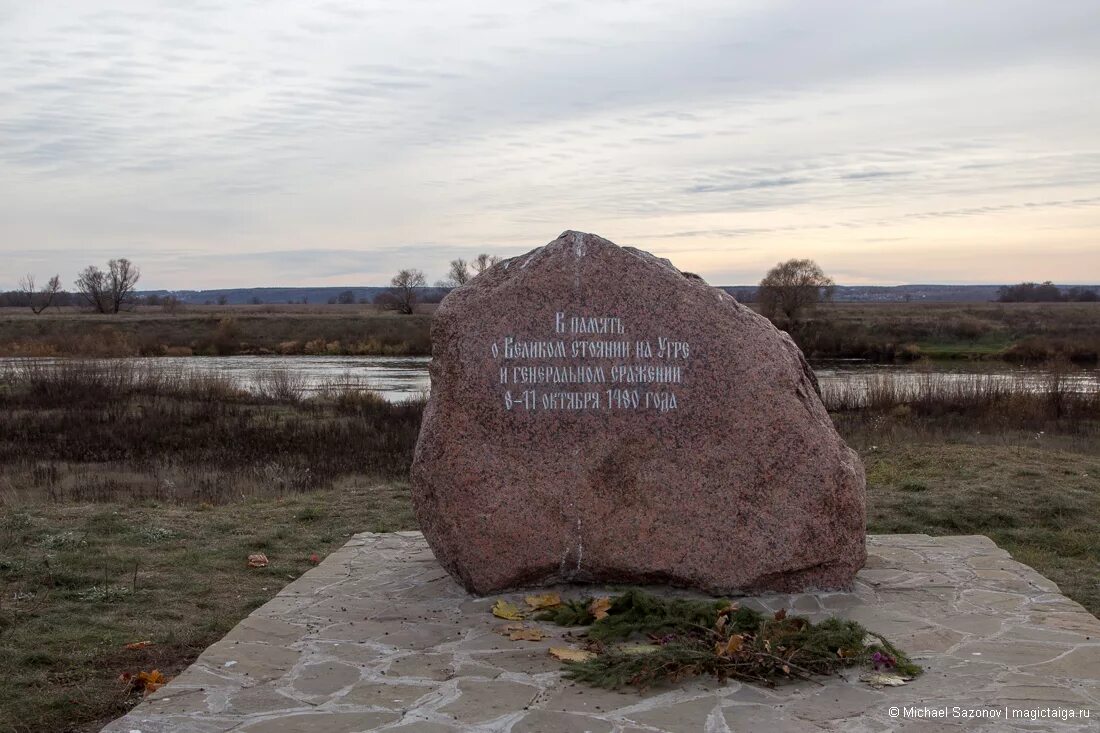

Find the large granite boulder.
xmin=411 ymin=231 xmax=866 ymax=595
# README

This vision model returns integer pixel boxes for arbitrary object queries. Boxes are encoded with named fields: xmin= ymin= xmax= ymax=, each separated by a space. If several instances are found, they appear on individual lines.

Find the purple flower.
xmin=871 ymin=651 xmax=896 ymax=670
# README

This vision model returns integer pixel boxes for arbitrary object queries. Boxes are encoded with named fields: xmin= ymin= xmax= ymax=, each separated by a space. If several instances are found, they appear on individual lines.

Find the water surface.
xmin=2 ymin=355 xmax=1097 ymax=403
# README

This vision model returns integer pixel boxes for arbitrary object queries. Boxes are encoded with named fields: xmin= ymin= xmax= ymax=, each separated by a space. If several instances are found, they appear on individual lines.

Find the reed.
xmin=0 ymin=360 xmax=423 ymax=505
xmin=821 ymin=370 xmax=1100 ymax=424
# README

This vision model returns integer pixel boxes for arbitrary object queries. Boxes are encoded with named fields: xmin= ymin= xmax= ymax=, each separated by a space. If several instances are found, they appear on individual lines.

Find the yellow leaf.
xmin=588 ymin=597 xmax=611 ymax=621
xmin=715 ymin=634 xmax=744 ymax=658
xmin=509 ymin=627 xmax=547 ymax=641
xmin=549 ymin=646 xmax=596 ymax=663
xmin=619 ymin=643 xmax=661 ymax=655
xmin=491 ymin=599 xmax=525 ymax=621
xmin=133 ymin=669 xmax=168 ymax=695
xmin=524 ymin=592 xmax=562 ymax=610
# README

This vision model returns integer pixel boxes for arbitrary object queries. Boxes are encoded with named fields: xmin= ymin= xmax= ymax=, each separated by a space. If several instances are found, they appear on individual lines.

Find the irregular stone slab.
xmin=412 ymin=230 xmax=866 ymax=595
xmin=103 ymin=532 xmax=1100 ymax=733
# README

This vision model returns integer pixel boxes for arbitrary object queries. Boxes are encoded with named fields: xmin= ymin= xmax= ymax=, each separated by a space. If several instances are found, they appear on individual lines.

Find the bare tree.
xmin=18 ymin=274 xmax=62 ymax=314
xmin=74 ymin=258 xmax=141 ymax=313
xmin=75 ymin=265 xmax=109 ymax=313
xmin=438 ymin=258 xmax=471 ymax=288
xmin=471 ymin=253 xmax=500 ymax=275
xmin=757 ymin=259 xmax=835 ymax=326
xmin=106 ymin=258 xmax=140 ymax=313
xmin=380 ymin=269 xmax=426 ymax=314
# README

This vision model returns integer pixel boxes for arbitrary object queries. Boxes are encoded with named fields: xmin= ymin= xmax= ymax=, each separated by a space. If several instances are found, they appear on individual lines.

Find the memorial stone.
xmin=411 ymin=231 xmax=866 ymax=595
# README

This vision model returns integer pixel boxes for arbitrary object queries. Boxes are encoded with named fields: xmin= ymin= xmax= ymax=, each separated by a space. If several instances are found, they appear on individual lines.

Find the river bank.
xmin=2 ymin=300 xmax=1098 ymax=363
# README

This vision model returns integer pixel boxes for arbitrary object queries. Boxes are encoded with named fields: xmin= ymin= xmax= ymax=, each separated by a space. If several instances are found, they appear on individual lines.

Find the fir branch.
xmin=539 ymin=588 xmax=923 ymax=689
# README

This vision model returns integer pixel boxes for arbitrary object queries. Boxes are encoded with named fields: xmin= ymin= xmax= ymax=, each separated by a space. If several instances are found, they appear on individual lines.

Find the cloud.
xmin=687 ymin=177 xmax=809 ymax=194
xmin=1 ymin=0 xmax=1099 ymax=288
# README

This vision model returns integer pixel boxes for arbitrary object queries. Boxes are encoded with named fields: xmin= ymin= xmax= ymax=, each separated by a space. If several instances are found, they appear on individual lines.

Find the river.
xmin=3 ymin=355 xmax=1098 ymax=404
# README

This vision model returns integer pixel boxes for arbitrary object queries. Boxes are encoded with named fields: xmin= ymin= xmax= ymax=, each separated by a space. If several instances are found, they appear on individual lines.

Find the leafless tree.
xmin=440 ymin=258 xmax=471 ymax=287
xmin=74 ymin=258 xmax=141 ymax=313
xmin=757 ymin=259 xmax=835 ymax=326
xmin=471 ymin=253 xmax=500 ymax=275
xmin=75 ymin=266 xmax=109 ymax=313
xmin=106 ymin=258 xmax=141 ymax=313
xmin=380 ymin=269 xmax=426 ymax=314
xmin=18 ymin=274 xmax=62 ymax=314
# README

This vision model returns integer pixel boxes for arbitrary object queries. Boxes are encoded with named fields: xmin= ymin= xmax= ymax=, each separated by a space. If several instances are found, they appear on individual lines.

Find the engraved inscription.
xmin=491 ymin=312 xmax=689 ymax=412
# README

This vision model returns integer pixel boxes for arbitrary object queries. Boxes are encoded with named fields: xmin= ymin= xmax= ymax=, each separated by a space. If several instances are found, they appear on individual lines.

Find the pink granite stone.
xmin=411 ymin=231 xmax=866 ymax=595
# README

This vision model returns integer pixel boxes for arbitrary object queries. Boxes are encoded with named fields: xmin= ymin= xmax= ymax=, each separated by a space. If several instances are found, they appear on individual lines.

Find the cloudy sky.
xmin=2 ymin=0 xmax=1099 ymax=289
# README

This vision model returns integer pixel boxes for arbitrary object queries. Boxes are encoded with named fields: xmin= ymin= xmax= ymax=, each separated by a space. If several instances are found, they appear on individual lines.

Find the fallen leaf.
xmin=247 ymin=553 xmax=269 ymax=568
xmin=589 ymin=597 xmax=611 ymax=621
xmin=774 ymin=609 xmax=788 ymax=621
xmin=509 ymin=627 xmax=547 ymax=641
xmin=124 ymin=641 xmax=153 ymax=650
xmin=524 ymin=592 xmax=562 ymax=610
xmin=714 ymin=634 xmax=744 ymax=657
xmin=861 ymin=672 xmax=911 ymax=688
xmin=717 ymin=601 xmax=740 ymax=615
xmin=619 ymin=643 xmax=661 ymax=655
xmin=308 ymin=553 xmax=321 ymax=565
xmin=126 ymin=669 xmax=169 ymax=696
xmin=491 ymin=599 xmax=525 ymax=621
xmin=715 ymin=616 xmax=727 ymax=632
xmin=549 ymin=646 xmax=596 ymax=663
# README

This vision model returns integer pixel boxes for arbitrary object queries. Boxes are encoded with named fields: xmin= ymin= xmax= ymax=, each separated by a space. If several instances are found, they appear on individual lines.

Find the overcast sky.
xmin=2 ymin=0 xmax=1099 ymax=289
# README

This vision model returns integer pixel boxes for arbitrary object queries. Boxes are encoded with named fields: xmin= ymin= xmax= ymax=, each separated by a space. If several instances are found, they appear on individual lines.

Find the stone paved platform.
xmin=104 ymin=532 xmax=1100 ymax=732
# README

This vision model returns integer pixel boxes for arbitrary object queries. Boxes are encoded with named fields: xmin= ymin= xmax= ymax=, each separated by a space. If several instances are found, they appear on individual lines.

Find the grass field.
xmin=0 ymin=304 xmax=432 ymax=358
xmin=2 ymin=300 xmax=1098 ymax=362
xmin=788 ymin=300 xmax=1100 ymax=362
xmin=1 ymin=362 xmax=1098 ymax=732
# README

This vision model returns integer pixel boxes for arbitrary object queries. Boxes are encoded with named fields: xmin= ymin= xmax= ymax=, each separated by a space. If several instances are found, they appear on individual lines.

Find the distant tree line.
xmin=2 ymin=258 xmax=142 ymax=313
xmin=2 ymin=252 xmax=508 ymax=316
xmin=376 ymin=253 xmax=501 ymax=314
xmin=997 ymin=282 xmax=1098 ymax=302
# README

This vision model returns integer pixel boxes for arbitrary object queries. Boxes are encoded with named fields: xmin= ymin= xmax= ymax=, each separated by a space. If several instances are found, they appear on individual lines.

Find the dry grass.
xmin=0 ymin=305 xmax=431 ymax=357
xmin=4 ymin=300 xmax=1099 ymax=361
xmin=821 ymin=370 xmax=1100 ymax=428
xmin=849 ymin=423 xmax=1100 ymax=616
xmin=776 ymin=301 xmax=1100 ymax=361
xmin=0 ymin=361 xmax=422 ymax=732
xmin=1 ymin=360 xmax=1098 ymax=731
xmin=0 ymin=483 xmax=414 ymax=733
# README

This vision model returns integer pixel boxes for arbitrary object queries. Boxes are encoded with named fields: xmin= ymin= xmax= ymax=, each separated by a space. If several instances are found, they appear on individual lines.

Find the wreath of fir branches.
xmin=535 ymin=589 xmax=922 ymax=689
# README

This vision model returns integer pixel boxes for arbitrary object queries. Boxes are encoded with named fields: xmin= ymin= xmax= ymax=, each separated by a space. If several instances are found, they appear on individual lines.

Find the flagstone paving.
xmin=104 ymin=533 xmax=1100 ymax=732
